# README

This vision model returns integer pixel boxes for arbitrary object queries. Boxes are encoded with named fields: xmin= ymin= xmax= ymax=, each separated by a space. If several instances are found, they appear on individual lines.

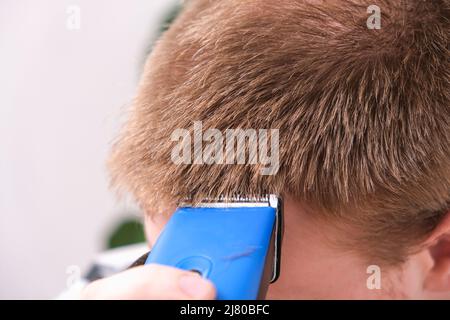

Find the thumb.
xmin=82 ymin=264 xmax=216 ymax=300
xmin=178 ymin=272 xmax=217 ymax=300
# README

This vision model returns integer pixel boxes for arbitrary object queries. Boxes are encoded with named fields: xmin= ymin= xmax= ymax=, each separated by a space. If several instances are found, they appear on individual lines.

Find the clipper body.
xmin=145 ymin=195 xmax=283 ymax=300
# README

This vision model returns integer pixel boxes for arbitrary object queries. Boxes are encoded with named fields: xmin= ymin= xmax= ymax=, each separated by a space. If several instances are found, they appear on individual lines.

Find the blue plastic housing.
xmin=145 ymin=206 xmax=276 ymax=300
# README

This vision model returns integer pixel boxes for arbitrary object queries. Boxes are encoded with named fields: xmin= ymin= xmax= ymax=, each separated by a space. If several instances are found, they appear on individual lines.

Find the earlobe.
xmin=423 ymin=212 xmax=450 ymax=293
xmin=423 ymin=239 xmax=450 ymax=292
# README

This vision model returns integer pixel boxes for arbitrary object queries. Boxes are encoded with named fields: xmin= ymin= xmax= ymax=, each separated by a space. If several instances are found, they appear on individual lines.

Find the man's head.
xmin=109 ymin=0 xmax=450 ymax=298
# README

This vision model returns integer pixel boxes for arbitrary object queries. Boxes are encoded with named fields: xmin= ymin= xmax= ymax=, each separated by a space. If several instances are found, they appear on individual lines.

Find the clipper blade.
xmin=180 ymin=194 xmax=279 ymax=208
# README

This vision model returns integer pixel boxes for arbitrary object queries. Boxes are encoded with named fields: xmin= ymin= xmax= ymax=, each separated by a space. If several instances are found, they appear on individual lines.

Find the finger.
xmin=82 ymin=264 xmax=216 ymax=300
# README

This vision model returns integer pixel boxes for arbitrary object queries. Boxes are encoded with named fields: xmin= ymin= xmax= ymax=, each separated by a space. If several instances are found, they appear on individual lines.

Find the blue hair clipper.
xmin=144 ymin=194 xmax=283 ymax=299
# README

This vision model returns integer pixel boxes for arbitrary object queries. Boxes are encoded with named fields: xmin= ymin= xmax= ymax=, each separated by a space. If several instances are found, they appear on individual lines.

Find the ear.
xmin=423 ymin=211 xmax=450 ymax=293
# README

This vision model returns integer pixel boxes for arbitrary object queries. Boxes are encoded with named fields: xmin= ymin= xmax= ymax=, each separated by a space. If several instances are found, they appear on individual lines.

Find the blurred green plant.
xmin=160 ymin=3 xmax=183 ymax=34
xmin=107 ymin=218 xmax=146 ymax=249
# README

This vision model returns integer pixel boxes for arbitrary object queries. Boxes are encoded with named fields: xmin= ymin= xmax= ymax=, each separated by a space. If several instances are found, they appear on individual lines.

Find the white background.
xmin=0 ymin=0 xmax=177 ymax=299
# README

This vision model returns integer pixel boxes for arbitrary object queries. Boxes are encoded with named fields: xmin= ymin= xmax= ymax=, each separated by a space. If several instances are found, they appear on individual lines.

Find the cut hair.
xmin=109 ymin=0 xmax=450 ymax=265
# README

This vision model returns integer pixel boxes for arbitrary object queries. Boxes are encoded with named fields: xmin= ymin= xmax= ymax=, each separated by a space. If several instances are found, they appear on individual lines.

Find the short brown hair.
xmin=109 ymin=0 xmax=450 ymax=265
